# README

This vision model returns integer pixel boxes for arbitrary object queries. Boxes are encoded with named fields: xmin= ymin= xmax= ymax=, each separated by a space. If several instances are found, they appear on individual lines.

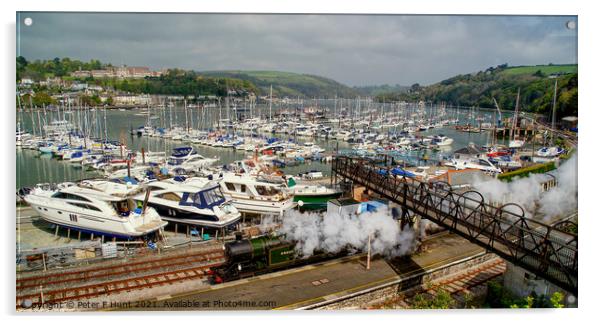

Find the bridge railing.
xmin=332 ymin=155 xmax=578 ymax=294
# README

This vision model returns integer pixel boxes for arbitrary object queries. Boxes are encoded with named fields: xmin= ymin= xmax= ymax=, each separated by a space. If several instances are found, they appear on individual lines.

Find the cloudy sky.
xmin=16 ymin=13 xmax=577 ymax=86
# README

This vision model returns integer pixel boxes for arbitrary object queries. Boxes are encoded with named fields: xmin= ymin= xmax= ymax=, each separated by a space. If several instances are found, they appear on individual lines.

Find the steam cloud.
xmin=276 ymin=207 xmax=417 ymax=258
xmin=472 ymin=153 xmax=578 ymax=221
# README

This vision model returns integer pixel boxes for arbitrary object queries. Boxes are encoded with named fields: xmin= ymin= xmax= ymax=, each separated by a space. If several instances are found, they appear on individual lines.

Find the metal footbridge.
xmin=332 ymin=155 xmax=577 ymax=294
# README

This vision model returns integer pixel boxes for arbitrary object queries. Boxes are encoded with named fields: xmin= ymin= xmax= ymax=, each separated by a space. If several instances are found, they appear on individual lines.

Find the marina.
xmin=13 ymin=11 xmax=580 ymax=314
xmin=16 ymin=96 xmax=578 ymax=310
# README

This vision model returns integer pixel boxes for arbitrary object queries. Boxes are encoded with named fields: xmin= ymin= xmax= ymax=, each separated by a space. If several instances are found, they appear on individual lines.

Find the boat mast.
xmin=269 ymin=84 xmax=273 ymax=122
xmin=551 ymin=79 xmax=558 ymax=145
xmin=185 ymin=99 xmax=189 ymax=133
xmin=510 ymin=88 xmax=520 ymax=141
xmin=28 ymin=95 xmax=36 ymax=137
xmin=169 ymin=99 xmax=173 ymax=130
xmin=103 ymin=105 xmax=108 ymax=147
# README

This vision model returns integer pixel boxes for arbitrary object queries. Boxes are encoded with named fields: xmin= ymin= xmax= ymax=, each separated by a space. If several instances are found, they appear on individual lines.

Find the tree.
xmin=533 ymin=70 xmax=545 ymax=78
xmin=31 ymin=92 xmax=56 ymax=107
xmin=487 ymin=281 xmax=566 ymax=308
xmin=16 ymin=56 xmax=28 ymax=80
xmin=79 ymin=94 xmax=101 ymax=107
xmin=550 ymin=292 xmax=565 ymax=308
xmin=411 ymin=288 xmax=456 ymax=309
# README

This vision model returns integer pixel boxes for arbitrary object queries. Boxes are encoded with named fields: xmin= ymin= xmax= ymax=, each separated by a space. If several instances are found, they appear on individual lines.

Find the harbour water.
xmin=16 ymin=103 xmax=500 ymax=188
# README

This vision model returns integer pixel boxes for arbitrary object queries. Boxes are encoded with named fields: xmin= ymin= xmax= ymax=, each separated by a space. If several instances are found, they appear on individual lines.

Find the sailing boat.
xmin=508 ymin=89 xmax=525 ymax=149
xmin=535 ymin=79 xmax=565 ymax=158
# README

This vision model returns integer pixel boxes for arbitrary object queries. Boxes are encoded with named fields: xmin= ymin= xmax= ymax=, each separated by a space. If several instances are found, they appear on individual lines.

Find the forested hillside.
xmin=378 ymin=64 xmax=577 ymax=118
xmin=199 ymin=70 xmax=358 ymax=98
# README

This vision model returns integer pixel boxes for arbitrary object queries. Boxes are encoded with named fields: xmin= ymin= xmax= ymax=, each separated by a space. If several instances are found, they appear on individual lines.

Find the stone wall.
xmin=314 ymin=253 xmax=500 ymax=309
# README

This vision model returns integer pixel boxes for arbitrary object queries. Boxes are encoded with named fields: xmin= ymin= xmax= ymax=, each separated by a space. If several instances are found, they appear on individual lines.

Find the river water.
xmin=16 ymin=102 xmax=502 ymax=188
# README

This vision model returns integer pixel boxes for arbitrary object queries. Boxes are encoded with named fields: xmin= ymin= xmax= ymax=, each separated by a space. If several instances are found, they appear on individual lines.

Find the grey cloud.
xmin=17 ymin=13 xmax=577 ymax=86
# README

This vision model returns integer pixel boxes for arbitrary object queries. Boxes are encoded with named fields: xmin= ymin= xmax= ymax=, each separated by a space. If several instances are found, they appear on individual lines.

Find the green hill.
xmin=199 ymin=70 xmax=358 ymax=98
xmin=353 ymin=84 xmax=410 ymax=96
xmin=500 ymin=64 xmax=577 ymax=76
xmin=379 ymin=64 xmax=578 ymax=119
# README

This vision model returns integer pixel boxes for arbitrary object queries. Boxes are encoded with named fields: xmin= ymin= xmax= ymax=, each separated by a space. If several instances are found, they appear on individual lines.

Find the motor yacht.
xmin=21 ymin=181 xmax=167 ymax=239
xmin=217 ymin=173 xmax=296 ymax=216
xmin=167 ymin=146 xmax=218 ymax=173
xmin=136 ymin=178 xmax=241 ymax=228
xmin=444 ymin=156 xmax=502 ymax=174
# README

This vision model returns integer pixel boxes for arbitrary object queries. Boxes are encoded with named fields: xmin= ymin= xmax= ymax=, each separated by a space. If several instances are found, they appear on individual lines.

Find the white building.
xmin=113 ymin=94 xmax=152 ymax=106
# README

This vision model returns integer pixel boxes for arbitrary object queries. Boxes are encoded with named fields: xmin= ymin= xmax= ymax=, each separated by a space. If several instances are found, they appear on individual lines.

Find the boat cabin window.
xmin=67 ymin=202 xmax=101 ymax=212
xmin=225 ymin=182 xmax=236 ymax=191
xmin=202 ymin=188 xmax=225 ymax=206
xmin=52 ymin=192 xmax=91 ymax=202
xmin=112 ymin=200 xmax=133 ymax=217
xmin=240 ymin=184 xmax=247 ymax=193
xmin=256 ymin=185 xmax=279 ymax=196
xmin=157 ymin=192 xmax=181 ymax=202
xmin=479 ymin=159 xmax=491 ymax=166
xmin=181 ymin=186 xmax=226 ymax=209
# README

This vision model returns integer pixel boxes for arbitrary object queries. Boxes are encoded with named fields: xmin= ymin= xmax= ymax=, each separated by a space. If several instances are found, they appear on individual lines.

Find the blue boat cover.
xmin=391 ymin=168 xmax=415 ymax=178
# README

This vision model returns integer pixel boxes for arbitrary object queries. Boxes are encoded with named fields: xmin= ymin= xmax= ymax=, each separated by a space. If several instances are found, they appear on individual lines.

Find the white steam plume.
xmin=472 ymin=153 xmax=578 ymax=222
xmin=277 ymin=207 xmax=417 ymax=258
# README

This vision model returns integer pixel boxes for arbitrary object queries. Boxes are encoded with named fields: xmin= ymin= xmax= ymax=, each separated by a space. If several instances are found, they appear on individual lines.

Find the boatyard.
xmin=13 ymin=11 xmax=581 ymax=314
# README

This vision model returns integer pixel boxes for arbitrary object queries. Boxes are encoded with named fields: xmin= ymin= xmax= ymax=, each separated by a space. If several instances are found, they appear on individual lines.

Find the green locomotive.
xmin=211 ymin=233 xmax=340 ymax=283
xmin=211 ymin=234 xmax=296 ymax=283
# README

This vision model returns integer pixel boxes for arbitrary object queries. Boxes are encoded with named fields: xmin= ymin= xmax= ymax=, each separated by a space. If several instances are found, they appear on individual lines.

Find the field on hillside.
xmin=500 ymin=64 xmax=577 ymax=76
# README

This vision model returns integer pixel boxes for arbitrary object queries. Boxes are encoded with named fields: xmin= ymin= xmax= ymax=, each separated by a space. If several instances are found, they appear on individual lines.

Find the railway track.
xmin=16 ymin=249 xmax=224 ymax=309
xmin=373 ymin=259 xmax=506 ymax=308
xmin=421 ymin=258 xmax=506 ymax=298
xmin=17 ymin=249 xmax=223 ymax=290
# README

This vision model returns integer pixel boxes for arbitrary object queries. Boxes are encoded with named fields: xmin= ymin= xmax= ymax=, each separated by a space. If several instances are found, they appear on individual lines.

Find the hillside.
xmin=353 ymin=84 xmax=410 ymax=97
xmin=199 ymin=70 xmax=358 ymax=98
xmin=379 ymin=64 xmax=578 ymax=119
xmin=500 ymin=64 xmax=577 ymax=76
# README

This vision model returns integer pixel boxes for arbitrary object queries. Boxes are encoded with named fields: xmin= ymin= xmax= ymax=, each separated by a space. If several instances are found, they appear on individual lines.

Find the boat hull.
xmin=25 ymin=199 xmax=166 ymax=239
xmin=293 ymin=192 xmax=343 ymax=210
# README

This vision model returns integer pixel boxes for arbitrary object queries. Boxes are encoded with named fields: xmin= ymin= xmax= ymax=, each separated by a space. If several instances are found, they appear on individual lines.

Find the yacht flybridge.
xmin=136 ymin=178 xmax=241 ymax=229
xmin=21 ymin=180 xmax=167 ymax=239
xmin=217 ymin=173 xmax=296 ymax=216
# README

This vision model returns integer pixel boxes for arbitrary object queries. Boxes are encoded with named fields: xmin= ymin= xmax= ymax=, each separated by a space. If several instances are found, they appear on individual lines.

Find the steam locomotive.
xmin=210 ymin=233 xmax=340 ymax=283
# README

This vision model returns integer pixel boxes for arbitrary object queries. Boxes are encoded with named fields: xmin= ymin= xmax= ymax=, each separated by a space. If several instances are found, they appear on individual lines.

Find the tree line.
xmin=376 ymin=65 xmax=577 ymax=119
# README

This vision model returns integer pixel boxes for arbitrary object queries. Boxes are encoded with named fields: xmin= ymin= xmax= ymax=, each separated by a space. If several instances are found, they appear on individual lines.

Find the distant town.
xmin=17 ymin=62 xmax=261 ymax=108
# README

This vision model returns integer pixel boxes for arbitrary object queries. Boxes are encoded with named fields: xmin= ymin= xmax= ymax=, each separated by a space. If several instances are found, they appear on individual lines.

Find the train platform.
xmin=116 ymin=233 xmax=485 ymax=311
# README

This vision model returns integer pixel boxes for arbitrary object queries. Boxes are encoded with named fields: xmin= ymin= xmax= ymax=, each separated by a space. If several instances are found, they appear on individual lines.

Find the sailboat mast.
xmin=103 ymin=105 xmax=108 ymax=146
xmin=510 ymin=88 xmax=520 ymax=140
xmin=29 ymin=95 xmax=36 ymax=137
xmin=185 ymin=99 xmax=189 ymax=133
xmin=551 ymin=79 xmax=558 ymax=144
xmin=269 ymin=84 xmax=273 ymax=122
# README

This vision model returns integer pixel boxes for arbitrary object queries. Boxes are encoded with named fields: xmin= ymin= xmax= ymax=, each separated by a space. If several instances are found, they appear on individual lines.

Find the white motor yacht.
xmin=508 ymin=139 xmax=525 ymax=149
xmin=135 ymin=178 xmax=241 ymax=228
xmin=433 ymin=135 xmax=454 ymax=146
xmin=217 ymin=173 xmax=296 ymax=216
xmin=167 ymin=146 xmax=218 ymax=173
xmin=22 ymin=181 xmax=167 ymax=239
xmin=444 ymin=156 xmax=502 ymax=174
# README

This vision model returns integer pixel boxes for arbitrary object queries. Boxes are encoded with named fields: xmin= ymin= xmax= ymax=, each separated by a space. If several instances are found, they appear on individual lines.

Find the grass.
xmin=497 ymin=162 xmax=557 ymax=182
xmin=500 ymin=64 xmax=577 ymax=76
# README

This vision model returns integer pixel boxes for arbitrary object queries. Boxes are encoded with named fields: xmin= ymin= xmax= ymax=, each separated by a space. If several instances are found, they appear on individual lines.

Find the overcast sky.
xmin=16 ymin=13 xmax=577 ymax=86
